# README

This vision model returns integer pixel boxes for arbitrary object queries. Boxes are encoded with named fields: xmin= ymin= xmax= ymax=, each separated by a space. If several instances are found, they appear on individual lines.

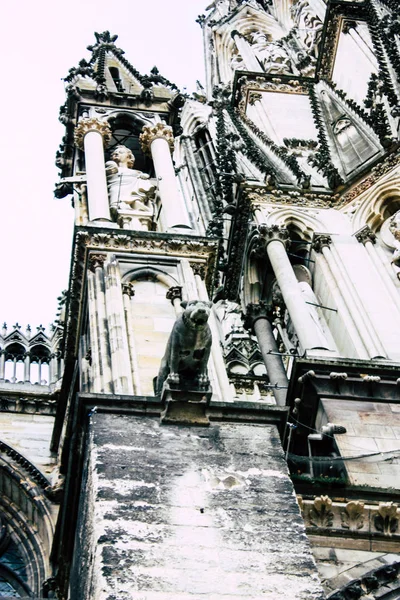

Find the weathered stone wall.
xmin=70 ymin=413 xmax=324 ymax=599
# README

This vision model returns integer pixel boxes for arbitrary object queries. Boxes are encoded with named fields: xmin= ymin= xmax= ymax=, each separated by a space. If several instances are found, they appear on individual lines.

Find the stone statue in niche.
xmin=156 ymin=300 xmax=212 ymax=395
xmin=290 ymin=0 xmax=323 ymax=58
xmin=389 ymin=211 xmax=400 ymax=268
xmin=105 ymin=145 xmax=156 ymax=212
xmin=256 ymin=40 xmax=292 ymax=75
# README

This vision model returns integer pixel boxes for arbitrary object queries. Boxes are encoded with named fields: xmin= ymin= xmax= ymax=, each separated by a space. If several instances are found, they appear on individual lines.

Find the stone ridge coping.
xmin=77 ymin=392 xmax=288 ymax=430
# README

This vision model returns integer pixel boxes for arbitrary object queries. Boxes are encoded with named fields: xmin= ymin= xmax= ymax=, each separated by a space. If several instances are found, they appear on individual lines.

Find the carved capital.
xmin=312 ymin=234 xmax=332 ymax=253
xmin=243 ymin=301 xmax=271 ymax=331
xmin=258 ymin=224 xmax=291 ymax=249
xmin=74 ymin=117 xmax=112 ymax=149
xmin=354 ymin=225 xmax=376 ymax=245
xmin=139 ymin=122 xmax=175 ymax=156
xmin=88 ymin=253 xmax=107 ymax=272
xmin=122 ymin=283 xmax=135 ymax=298
xmin=190 ymin=262 xmax=206 ymax=279
xmin=166 ymin=286 xmax=182 ymax=303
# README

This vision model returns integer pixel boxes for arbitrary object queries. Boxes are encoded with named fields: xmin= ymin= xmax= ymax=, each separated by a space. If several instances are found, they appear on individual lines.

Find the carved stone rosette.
xmin=312 ymin=234 xmax=332 ymax=253
xmin=140 ymin=122 xmax=175 ymax=156
xmin=354 ymin=225 xmax=377 ymax=245
xmin=74 ymin=117 xmax=112 ymax=149
xmin=88 ymin=253 xmax=107 ymax=272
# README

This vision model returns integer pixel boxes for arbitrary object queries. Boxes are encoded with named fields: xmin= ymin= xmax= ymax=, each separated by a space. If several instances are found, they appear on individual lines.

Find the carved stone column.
xmin=75 ymin=117 xmax=112 ymax=223
xmin=244 ymin=302 xmax=288 ymax=406
xmin=0 ymin=350 xmax=5 ymax=381
xmin=24 ymin=352 xmax=31 ymax=383
xmin=258 ymin=225 xmax=328 ymax=354
xmin=166 ymin=286 xmax=183 ymax=315
xmin=122 ymin=283 xmax=141 ymax=396
xmin=140 ymin=123 xmax=191 ymax=231
xmin=105 ymin=259 xmax=134 ymax=395
xmin=88 ymin=254 xmax=113 ymax=392
xmin=355 ymin=226 xmax=400 ymax=319
xmin=313 ymin=234 xmax=386 ymax=359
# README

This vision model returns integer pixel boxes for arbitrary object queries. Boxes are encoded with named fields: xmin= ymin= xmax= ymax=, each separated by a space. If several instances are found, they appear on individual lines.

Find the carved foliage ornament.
xmin=74 ymin=117 xmax=112 ymax=149
xmin=309 ymin=495 xmax=334 ymax=528
xmin=374 ymin=502 xmax=399 ymax=536
xmin=341 ymin=501 xmax=365 ymax=532
xmin=140 ymin=122 xmax=175 ymax=156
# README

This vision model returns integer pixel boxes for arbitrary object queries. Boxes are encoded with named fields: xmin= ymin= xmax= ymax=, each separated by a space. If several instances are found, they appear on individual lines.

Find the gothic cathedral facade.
xmin=0 ymin=0 xmax=399 ymax=598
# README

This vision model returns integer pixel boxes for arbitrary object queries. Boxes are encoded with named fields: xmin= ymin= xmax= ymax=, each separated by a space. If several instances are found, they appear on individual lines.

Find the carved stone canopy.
xmin=140 ymin=122 xmax=175 ymax=156
xmin=74 ymin=117 xmax=112 ymax=149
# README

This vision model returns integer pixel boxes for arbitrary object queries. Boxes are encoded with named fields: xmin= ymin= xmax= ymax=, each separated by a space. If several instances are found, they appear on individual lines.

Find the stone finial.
xmin=74 ymin=117 xmax=112 ymax=149
xmin=139 ymin=122 xmax=175 ymax=156
xmin=166 ymin=286 xmax=183 ymax=303
xmin=354 ymin=225 xmax=377 ymax=245
xmin=88 ymin=253 xmax=107 ymax=272
xmin=312 ymin=234 xmax=332 ymax=253
xmin=122 ymin=283 xmax=135 ymax=298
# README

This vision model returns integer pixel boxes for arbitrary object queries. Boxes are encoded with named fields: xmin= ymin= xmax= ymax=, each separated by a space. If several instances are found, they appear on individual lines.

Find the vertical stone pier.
xmin=70 ymin=413 xmax=324 ymax=600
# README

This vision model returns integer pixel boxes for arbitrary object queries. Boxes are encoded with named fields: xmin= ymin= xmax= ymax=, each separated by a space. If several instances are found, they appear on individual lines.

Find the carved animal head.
xmin=181 ymin=300 xmax=212 ymax=328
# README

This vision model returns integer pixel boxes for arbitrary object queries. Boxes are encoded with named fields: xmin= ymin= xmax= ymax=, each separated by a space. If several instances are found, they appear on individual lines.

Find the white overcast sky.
xmin=0 ymin=0 xmax=207 ymax=331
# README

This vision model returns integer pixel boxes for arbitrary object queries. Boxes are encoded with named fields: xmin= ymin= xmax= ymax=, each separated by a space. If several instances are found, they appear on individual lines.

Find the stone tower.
xmin=0 ymin=1 xmax=399 ymax=598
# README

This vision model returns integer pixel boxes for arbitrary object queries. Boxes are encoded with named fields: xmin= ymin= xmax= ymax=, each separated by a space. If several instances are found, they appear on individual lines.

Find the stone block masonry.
xmin=71 ymin=415 xmax=325 ymax=599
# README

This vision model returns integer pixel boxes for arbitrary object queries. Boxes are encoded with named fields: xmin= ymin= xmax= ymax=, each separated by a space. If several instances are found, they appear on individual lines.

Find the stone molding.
xmin=298 ymin=496 xmax=400 ymax=541
xmin=140 ymin=122 xmax=175 ymax=155
xmin=312 ymin=234 xmax=332 ymax=253
xmin=74 ymin=117 xmax=112 ymax=149
xmin=0 ymin=394 xmax=57 ymax=416
xmin=355 ymin=225 xmax=377 ymax=245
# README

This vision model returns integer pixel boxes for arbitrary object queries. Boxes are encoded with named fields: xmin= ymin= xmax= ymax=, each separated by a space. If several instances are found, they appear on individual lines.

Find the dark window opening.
xmin=109 ymin=67 xmax=124 ymax=92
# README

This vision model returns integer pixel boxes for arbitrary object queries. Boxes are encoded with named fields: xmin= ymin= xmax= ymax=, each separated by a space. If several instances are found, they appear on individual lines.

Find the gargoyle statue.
xmin=156 ymin=300 xmax=212 ymax=395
